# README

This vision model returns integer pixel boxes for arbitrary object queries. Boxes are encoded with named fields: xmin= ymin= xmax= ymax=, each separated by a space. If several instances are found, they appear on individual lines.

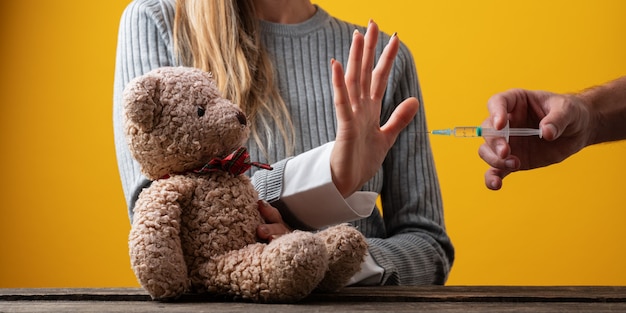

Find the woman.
xmin=113 ymin=0 xmax=454 ymax=285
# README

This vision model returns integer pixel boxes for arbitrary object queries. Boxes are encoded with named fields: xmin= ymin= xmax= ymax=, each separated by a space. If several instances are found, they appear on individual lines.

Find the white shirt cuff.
xmin=281 ymin=141 xmax=377 ymax=229
xmin=347 ymin=252 xmax=384 ymax=286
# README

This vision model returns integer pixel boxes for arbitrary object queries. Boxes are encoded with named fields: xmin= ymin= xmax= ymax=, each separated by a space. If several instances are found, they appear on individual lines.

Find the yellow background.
xmin=1 ymin=0 xmax=624 ymax=287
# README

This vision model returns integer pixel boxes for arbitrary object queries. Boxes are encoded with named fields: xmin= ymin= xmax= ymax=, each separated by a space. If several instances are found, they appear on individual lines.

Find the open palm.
xmin=330 ymin=21 xmax=419 ymax=197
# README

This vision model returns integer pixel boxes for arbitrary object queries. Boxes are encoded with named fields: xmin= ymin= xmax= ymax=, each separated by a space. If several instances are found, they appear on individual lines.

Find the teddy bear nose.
xmin=236 ymin=111 xmax=247 ymax=126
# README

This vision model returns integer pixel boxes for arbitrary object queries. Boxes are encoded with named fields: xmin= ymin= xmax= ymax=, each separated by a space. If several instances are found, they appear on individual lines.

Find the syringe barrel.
xmin=453 ymin=126 xmax=480 ymax=137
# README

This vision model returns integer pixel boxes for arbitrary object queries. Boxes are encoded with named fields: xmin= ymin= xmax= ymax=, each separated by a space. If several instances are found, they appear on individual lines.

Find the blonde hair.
xmin=173 ymin=0 xmax=294 ymax=159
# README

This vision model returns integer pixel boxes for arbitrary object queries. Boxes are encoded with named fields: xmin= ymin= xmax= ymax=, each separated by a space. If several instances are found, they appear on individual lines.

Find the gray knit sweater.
xmin=113 ymin=0 xmax=454 ymax=285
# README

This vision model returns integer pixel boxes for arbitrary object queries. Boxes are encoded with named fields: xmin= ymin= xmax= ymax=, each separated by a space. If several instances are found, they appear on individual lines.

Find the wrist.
xmin=572 ymin=92 xmax=599 ymax=147
xmin=330 ymin=166 xmax=356 ymax=198
xmin=577 ymin=76 xmax=626 ymax=145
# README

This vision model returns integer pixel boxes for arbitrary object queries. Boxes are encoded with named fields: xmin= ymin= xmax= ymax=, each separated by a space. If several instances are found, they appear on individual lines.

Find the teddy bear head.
xmin=122 ymin=67 xmax=250 ymax=180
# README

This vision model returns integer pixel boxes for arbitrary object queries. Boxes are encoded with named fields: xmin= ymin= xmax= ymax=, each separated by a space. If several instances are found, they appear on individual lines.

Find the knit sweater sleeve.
xmin=113 ymin=0 xmax=177 ymax=219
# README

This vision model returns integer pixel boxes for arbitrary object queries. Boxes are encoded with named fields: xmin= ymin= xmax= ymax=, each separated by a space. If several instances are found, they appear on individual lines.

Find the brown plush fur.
xmin=123 ymin=66 xmax=368 ymax=303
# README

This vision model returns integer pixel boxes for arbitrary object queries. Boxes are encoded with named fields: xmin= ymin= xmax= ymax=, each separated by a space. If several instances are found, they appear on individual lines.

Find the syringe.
xmin=430 ymin=122 xmax=542 ymax=142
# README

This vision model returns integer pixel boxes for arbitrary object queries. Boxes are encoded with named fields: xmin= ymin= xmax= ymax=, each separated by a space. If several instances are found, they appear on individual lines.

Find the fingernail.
xmin=388 ymin=32 xmax=398 ymax=45
xmin=259 ymin=225 xmax=269 ymax=235
xmin=330 ymin=58 xmax=335 ymax=66
xmin=544 ymin=123 xmax=557 ymax=140
xmin=505 ymin=158 xmax=516 ymax=169
xmin=490 ymin=180 xmax=500 ymax=190
xmin=368 ymin=19 xmax=373 ymax=25
xmin=353 ymin=29 xmax=360 ymax=36
xmin=494 ymin=114 xmax=504 ymax=128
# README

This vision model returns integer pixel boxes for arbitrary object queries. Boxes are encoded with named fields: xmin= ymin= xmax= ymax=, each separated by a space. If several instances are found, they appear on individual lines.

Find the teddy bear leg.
xmin=203 ymin=230 xmax=328 ymax=303
xmin=315 ymin=224 xmax=368 ymax=291
xmin=129 ymin=209 xmax=189 ymax=300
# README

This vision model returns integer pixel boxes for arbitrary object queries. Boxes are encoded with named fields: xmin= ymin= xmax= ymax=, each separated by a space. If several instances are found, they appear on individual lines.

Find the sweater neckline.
xmin=258 ymin=5 xmax=330 ymax=37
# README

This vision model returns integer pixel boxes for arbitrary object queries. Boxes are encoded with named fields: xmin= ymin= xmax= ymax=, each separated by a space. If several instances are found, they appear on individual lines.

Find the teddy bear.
xmin=122 ymin=66 xmax=368 ymax=303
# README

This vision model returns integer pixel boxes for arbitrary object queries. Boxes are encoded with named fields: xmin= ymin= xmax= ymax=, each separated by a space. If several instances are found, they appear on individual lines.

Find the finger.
xmin=257 ymin=200 xmax=283 ymax=224
xmin=480 ymin=117 xmax=509 ymax=158
xmin=478 ymin=143 xmax=499 ymax=167
xmin=360 ymin=20 xmax=379 ymax=98
xmin=345 ymin=29 xmax=364 ymax=106
xmin=370 ymin=32 xmax=399 ymax=101
xmin=257 ymin=223 xmax=290 ymax=241
xmin=538 ymin=95 xmax=578 ymax=141
xmin=486 ymin=136 xmax=510 ymax=159
xmin=486 ymin=90 xmax=521 ymax=130
xmin=380 ymin=97 xmax=419 ymax=140
xmin=478 ymin=143 xmax=519 ymax=170
xmin=484 ymin=167 xmax=506 ymax=191
xmin=257 ymin=200 xmax=291 ymax=241
xmin=331 ymin=59 xmax=353 ymax=123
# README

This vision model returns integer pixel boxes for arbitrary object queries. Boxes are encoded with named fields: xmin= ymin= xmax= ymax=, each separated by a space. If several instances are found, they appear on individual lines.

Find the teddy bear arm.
xmin=129 ymin=185 xmax=191 ymax=300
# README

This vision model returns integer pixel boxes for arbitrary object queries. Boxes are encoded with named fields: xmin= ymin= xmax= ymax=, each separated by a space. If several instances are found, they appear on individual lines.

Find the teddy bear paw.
xmin=315 ymin=224 xmax=368 ymax=291
xmin=257 ymin=230 xmax=328 ymax=303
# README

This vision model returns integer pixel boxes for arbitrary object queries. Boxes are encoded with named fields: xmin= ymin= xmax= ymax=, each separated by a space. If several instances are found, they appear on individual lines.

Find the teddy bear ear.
xmin=123 ymin=74 xmax=162 ymax=132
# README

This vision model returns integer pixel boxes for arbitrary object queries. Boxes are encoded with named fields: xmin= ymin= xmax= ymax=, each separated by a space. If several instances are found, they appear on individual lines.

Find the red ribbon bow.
xmin=193 ymin=147 xmax=272 ymax=176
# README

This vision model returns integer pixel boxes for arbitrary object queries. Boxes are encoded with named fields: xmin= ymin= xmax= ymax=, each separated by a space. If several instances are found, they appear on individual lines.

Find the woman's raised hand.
xmin=330 ymin=21 xmax=420 ymax=197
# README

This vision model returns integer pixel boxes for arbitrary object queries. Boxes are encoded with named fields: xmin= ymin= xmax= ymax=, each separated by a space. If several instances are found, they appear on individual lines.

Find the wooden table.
xmin=1 ymin=286 xmax=625 ymax=312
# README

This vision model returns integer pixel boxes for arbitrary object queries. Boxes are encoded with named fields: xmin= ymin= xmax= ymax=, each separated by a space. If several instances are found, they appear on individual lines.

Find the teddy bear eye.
xmin=197 ymin=107 xmax=205 ymax=117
